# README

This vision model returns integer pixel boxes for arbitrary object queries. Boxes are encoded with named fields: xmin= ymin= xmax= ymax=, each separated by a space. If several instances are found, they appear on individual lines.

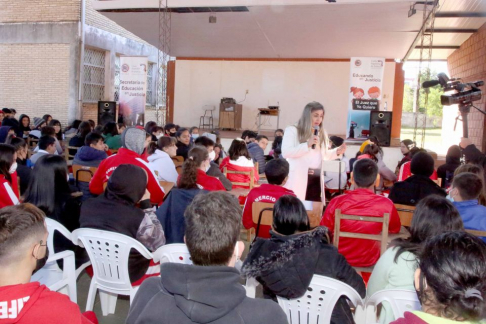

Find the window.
xmin=83 ymin=48 xmax=105 ymax=102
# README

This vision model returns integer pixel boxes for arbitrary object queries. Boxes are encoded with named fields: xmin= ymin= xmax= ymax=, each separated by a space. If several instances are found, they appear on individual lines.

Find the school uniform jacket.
xmin=0 ymin=173 xmax=19 ymax=209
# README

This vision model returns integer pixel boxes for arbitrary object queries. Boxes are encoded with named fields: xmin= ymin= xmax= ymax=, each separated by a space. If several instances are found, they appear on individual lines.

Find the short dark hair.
xmin=85 ymin=132 xmax=104 ymax=146
xmin=418 ymin=232 xmax=486 ymax=321
xmin=453 ymin=172 xmax=483 ymax=200
xmin=38 ymin=135 xmax=56 ymax=150
xmin=411 ymin=151 xmax=435 ymax=177
xmin=275 ymin=129 xmax=284 ymax=135
xmin=77 ymin=121 xmax=92 ymax=138
xmin=144 ymin=121 xmax=157 ymax=134
xmin=362 ymin=144 xmax=380 ymax=162
xmin=189 ymin=126 xmax=199 ymax=134
xmin=353 ymin=159 xmax=378 ymax=188
xmin=176 ymin=127 xmax=189 ymax=138
xmin=2 ymin=108 xmax=12 ymax=114
xmin=0 ymin=203 xmax=46 ymax=264
xmin=10 ymin=109 xmax=16 ymax=114
xmin=164 ymin=123 xmax=176 ymax=133
xmin=194 ymin=136 xmax=215 ymax=148
xmin=102 ymin=122 xmax=118 ymax=137
xmin=273 ymin=195 xmax=310 ymax=235
xmin=184 ymin=192 xmax=241 ymax=266
xmin=241 ymin=130 xmax=257 ymax=140
xmin=8 ymin=137 xmax=27 ymax=152
xmin=228 ymin=139 xmax=251 ymax=160
xmin=256 ymin=135 xmax=268 ymax=142
xmin=265 ymin=158 xmax=289 ymax=185
xmin=40 ymin=126 xmax=55 ymax=137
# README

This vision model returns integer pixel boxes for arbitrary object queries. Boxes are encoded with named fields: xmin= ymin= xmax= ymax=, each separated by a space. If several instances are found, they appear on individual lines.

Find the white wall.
xmin=173 ymin=60 xmax=397 ymax=135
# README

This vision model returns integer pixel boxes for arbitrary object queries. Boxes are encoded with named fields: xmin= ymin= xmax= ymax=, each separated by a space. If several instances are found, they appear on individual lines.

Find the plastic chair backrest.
xmin=72 ymin=165 xmax=98 ymax=184
xmin=223 ymin=166 xmax=255 ymax=189
xmin=157 ymin=243 xmax=193 ymax=264
xmin=45 ymin=218 xmax=73 ymax=261
xmin=251 ymin=202 xmax=274 ymax=239
xmin=366 ymin=289 xmax=420 ymax=321
xmin=277 ymin=275 xmax=364 ymax=324
xmin=72 ymin=229 xmax=153 ymax=291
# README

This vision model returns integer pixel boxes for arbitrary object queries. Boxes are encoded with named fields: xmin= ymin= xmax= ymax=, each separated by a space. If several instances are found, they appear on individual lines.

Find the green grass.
xmin=400 ymin=127 xmax=445 ymax=154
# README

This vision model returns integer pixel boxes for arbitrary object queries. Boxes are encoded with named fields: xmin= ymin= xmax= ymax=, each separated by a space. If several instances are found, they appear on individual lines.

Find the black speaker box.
xmin=98 ymin=101 xmax=116 ymax=126
xmin=370 ymin=111 xmax=392 ymax=147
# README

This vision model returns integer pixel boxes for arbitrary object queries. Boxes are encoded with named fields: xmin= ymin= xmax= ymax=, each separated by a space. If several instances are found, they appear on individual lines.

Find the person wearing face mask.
xmin=194 ymin=136 xmax=232 ymax=191
xmin=177 ymin=146 xmax=225 ymax=191
xmin=8 ymin=137 xmax=32 ymax=195
xmin=391 ymin=232 xmax=486 ymax=324
xmin=0 ymin=144 xmax=20 ymax=208
xmin=189 ymin=126 xmax=199 ymax=141
xmin=151 ymin=126 xmax=164 ymax=141
xmin=164 ymin=123 xmax=177 ymax=137
xmin=0 ymin=204 xmax=98 ymax=324
xmin=127 ymin=192 xmax=288 ymax=324
xmin=147 ymin=136 xmax=179 ymax=183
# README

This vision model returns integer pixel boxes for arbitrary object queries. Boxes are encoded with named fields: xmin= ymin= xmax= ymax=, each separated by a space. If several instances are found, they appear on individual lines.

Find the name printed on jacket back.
xmin=254 ymin=195 xmax=277 ymax=203
xmin=0 ymin=297 xmax=30 ymax=319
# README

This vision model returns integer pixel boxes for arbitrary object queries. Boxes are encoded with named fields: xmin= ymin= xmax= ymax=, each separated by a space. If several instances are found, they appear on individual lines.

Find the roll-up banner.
xmin=119 ymin=56 xmax=148 ymax=126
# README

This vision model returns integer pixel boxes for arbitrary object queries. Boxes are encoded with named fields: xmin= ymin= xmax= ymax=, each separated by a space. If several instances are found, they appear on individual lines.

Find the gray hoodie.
xmin=126 ymin=263 xmax=288 ymax=324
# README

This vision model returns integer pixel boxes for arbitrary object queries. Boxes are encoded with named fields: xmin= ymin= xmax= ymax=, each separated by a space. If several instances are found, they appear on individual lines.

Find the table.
xmin=257 ymin=108 xmax=279 ymax=132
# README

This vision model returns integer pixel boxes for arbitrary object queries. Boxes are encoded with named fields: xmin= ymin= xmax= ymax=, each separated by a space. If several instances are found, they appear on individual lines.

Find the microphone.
xmin=312 ymin=126 xmax=319 ymax=150
xmin=422 ymin=80 xmax=440 ymax=88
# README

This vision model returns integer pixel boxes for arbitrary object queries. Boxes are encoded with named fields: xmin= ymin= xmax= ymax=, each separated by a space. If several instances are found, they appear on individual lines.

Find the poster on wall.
xmin=346 ymin=57 xmax=385 ymax=140
xmin=119 ymin=56 xmax=148 ymax=126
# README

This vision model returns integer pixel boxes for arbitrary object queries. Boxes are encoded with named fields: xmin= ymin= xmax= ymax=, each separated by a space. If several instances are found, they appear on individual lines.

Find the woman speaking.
xmin=282 ymin=101 xmax=346 ymax=204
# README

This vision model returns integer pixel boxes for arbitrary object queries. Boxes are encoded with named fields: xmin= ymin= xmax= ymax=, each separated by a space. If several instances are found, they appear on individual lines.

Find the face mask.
xmin=208 ymin=150 xmax=216 ymax=161
xmin=192 ymin=134 xmax=199 ymax=140
xmin=9 ymin=162 xmax=17 ymax=174
xmin=170 ymin=132 xmax=176 ymax=137
xmin=32 ymin=246 xmax=49 ymax=275
xmin=446 ymin=194 xmax=454 ymax=202
xmin=156 ymin=133 xmax=163 ymax=139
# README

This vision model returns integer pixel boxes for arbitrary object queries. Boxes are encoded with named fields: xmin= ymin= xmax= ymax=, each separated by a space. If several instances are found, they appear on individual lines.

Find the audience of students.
xmin=68 ymin=121 xmax=92 ymax=152
xmin=359 ymin=144 xmax=397 ymax=186
xmin=242 ymin=159 xmax=295 ymax=238
xmin=147 ymin=136 xmax=179 ymax=184
xmin=177 ymin=146 xmax=225 ymax=191
xmin=101 ymin=121 xmax=121 ymax=150
xmin=0 ymin=144 xmax=19 ymax=208
xmin=175 ymin=127 xmax=192 ymax=160
xmin=270 ymin=135 xmax=283 ymax=159
xmin=194 ymin=136 xmax=232 ymax=191
xmin=31 ymin=126 xmax=63 ymax=155
xmin=90 ymin=127 xmax=164 ymax=205
xmin=189 ymin=126 xmax=199 ymax=140
xmin=367 ymin=195 xmax=464 ymax=324
xmin=243 ymin=195 xmax=365 ymax=324
xmin=128 ymin=191 xmax=288 ymax=324
xmin=449 ymin=172 xmax=486 ymax=242
xmin=453 ymin=163 xmax=486 ymax=206
xmin=30 ymin=136 xmax=56 ymax=164
xmin=18 ymin=114 xmax=31 ymax=137
xmin=164 ymin=123 xmax=176 ymax=137
xmin=29 ymin=117 xmax=47 ymax=138
xmin=42 ymin=114 xmax=53 ymax=125
xmin=213 ymin=143 xmax=225 ymax=164
xmin=80 ymin=164 xmax=165 ymax=285
xmin=8 ymin=137 xmax=32 ymax=195
xmin=220 ymin=138 xmax=259 ymax=188
xmin=241 ymin=130 xmax=257 ymax=144
xmin=248 ymin=134 xmax=269 ymax=174
xmin=437 ymin=145 xmax=462 ymax=188
xmin=389 ymin=151 xmax=446 ymax=205
xmin=397 ymin=148 xmax=439 ymax=182
xmin=49 ymin=119 xmax=64 ymax=142
xmin=0 ymin=204 xmax=98 ymax=324
xmin=72 ymin=132 xmax=108 ymax=167
xmin=391 ymin=232 xmax=486 ymax=324
xmin=64 ymin=119 xmax=82 ymax=137
xmin=395 ymin=139 xmax=414 ymax=174
xmin=321 ymin=159 xmax=401 ymax=268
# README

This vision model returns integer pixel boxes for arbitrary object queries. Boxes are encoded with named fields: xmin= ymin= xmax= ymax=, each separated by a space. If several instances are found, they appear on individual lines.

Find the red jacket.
xmin=242 ymin=184 xmax=296 ymax=238
xmin=320 ymin=188 xmax=401 ymax=267
xmin=177 ymin=169 xmax=225 ymax=191
xmin=390 ymin=312 xmax=428 ymax=324
xmin=0 ymin=173 xmax=19 ymax=209
xmin=219 ymin=157 xmax=259 ymax=189
xmin=398 ymin=161 xmax=438 ymax=181
xmin=89 ymin=148 xmax=164 ymax=204
xmin=0 ymin=282 xmax=97 ymax=323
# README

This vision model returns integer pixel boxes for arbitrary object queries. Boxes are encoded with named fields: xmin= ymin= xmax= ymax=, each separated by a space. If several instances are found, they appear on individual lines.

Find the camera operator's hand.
xmin=460 ymin=137 xmax=473 ymax=149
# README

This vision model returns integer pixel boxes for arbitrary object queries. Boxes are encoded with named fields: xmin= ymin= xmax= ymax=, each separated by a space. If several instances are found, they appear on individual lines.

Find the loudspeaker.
xmin=369 ymin=111 xmax=392 ymax=147
xmin=98 ymin=101 xmax=116 ymax=126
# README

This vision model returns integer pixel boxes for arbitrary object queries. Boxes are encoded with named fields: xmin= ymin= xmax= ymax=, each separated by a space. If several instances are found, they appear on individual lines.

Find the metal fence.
xmin=83 ymin=48 xmax=105 ymax=102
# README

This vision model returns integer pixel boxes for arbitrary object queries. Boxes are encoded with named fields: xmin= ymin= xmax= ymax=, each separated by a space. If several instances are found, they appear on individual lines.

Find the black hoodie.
xmin=126 ymin=263 xmax=288 ymax=324
xmin=242 ymin=227 xmax=366 ymax=324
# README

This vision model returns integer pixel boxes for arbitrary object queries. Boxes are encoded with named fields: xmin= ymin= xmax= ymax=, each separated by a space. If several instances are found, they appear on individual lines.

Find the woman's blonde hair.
xmin=296 ymin=101 xmax=327 ymax=145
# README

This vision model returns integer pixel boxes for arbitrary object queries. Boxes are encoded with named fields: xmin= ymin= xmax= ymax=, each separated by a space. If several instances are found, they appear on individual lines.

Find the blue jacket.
xmin=247 ymin=142 xmax=265 ymax=174
xmin=453 ymin=199 xmax=486 ymax=243
xmin=73 ymin=146 xmax=108 ymax=167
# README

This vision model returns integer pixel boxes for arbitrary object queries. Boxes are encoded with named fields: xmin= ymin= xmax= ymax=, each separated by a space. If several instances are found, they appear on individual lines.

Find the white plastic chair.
xmin=72 ymin=229 xmax=154 ymax=316
xmin=31 ymin=250 xmax=77 ymax=303
xmin=277 ymin=275 xmax=364 ymax=324
xmin=364 ymin=289 xmax=421 ymax=324
xmin=245 ymin=277 xmax=259 ymax=298
xmin=155 ymin=243 xmax=192 ymax=264
xmin=45 ymin=218 xmax=91 ymax=278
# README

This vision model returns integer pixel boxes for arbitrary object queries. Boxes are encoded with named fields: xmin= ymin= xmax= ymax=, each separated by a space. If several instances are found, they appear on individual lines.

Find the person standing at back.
xmin=126 ymin=191 xmax=289 ymax=324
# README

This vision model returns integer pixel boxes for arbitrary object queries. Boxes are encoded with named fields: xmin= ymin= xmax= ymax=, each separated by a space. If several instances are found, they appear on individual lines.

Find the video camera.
xmin=422 ymin=73 xmax=483 ymax=106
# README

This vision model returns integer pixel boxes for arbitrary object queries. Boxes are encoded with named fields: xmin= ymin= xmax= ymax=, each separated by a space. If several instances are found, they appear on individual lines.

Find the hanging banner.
xmin=346 ymin=57 xmax=385 ymax=140
xmin=119 ymin=56 xmax=148 ymax=126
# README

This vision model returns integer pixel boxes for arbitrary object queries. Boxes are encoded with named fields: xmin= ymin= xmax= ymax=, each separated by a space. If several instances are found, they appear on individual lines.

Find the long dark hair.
xmin=228 ymin=139 xmax=251 ymax=161
xmin=178 ymin=146 xmax=208 ymax=189
xmin=49 ymin=119 xmax=63 ymax=141
xmin=8 ymin=137 xmax=27 ymax=161
xmin=23 ymin=155 xmax=71 ymax=215
xmin=0 ymin=144 xmax=15 ymax=183
xmin=102 ymin=122 xmax=118 ymax=137
xmin=362 ymin=144 xmax=380 ymax=162
xmin=273 ymin=195 xmax=310 ymax=235
xmin=147 ymin=136 xmax=175 ymax=156
xmin=392 ymin=195 xmax=464 ymax=263
xmin=65 ymin=120 xmax=82 ymax=132
xmin=76 ymin=121 xmax=92 ymax=139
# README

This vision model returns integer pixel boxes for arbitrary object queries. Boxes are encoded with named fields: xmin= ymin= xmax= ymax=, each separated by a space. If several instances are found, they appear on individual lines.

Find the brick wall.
xmin=0 ymin=44 xmax=71 ymax=126
xmin=0 ymin=0 xmax=81 ymax=23
xmin=447 ymin=22 xmax=486 ymax=152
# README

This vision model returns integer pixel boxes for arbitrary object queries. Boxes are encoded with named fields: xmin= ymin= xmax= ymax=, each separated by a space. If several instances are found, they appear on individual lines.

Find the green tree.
xmin=402 ymin=68 xmax=443 ymax=117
